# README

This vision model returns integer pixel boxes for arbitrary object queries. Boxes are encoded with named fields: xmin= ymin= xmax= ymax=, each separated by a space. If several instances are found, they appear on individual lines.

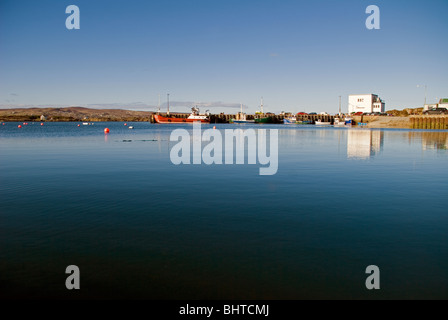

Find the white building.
xmin=424 ymin=98 xmax=448 ymax=111
xmin=348 ymin=94 xmax=385 ymax=114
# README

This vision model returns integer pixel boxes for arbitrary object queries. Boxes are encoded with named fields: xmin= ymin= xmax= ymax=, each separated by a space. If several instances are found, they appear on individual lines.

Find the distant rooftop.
xmin=349 ymin=94 xmax=380 ymax=97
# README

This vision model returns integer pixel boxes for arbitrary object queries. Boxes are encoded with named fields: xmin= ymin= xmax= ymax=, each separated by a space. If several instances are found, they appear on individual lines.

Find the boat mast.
xmin=261 ymin=97 xmax=264 ymax=114
xmin=338 ymin=95 xmax=341 ymax=117
xmin=167 ymin=93 xmax=170 ymax=116
xmin=157 ymin=94 xmax=161 ymax=114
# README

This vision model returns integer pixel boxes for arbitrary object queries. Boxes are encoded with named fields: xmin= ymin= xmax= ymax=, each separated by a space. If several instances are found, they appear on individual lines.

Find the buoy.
xmin=104 ymin=128 xmax=110 ymax=134
xmin=40 ymin=123 xmax=44 ymax=126
xmin=18 ymin=125 xmax=22 ymax=128
xmin=124 ymin=123 xmax=127 ymax=126
xmin=77 ymin=124 xmax=80 ymax=127
xmin=213 ymin=126 xmax=216 ymax=129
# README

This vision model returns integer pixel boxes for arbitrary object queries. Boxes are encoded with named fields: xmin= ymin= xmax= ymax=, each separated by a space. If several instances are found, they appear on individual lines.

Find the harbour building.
xmin=348 ymin=94 xmax=385 ymax=114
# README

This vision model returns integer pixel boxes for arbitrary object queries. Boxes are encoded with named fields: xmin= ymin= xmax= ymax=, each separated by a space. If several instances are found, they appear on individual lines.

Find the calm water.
xmin=1 ymin=122 xmax=447 ymax=299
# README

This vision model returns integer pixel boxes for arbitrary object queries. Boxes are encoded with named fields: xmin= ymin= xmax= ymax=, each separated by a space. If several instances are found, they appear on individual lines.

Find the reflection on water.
xmin=347 ymin=129 xmax=384 ymax=159
xmin=0 ymin=123 xmax=447 ymax=299
xmin=408 ymin=131 xmax=448 ymax=150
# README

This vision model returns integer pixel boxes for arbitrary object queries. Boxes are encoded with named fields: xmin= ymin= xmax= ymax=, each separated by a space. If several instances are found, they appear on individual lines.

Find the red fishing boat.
xmin=154 ymin=106 xmax=210 ymax=123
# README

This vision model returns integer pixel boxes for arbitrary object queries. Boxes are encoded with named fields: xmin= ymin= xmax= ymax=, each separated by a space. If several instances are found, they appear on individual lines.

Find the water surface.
xmin=1 ymin=122 xmax=447 ymax=299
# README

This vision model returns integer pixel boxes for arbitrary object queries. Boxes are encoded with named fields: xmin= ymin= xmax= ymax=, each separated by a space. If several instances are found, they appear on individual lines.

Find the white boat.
xmin=333 ymin=118 xmax=346 ymax=126
xmin=315 ymin=119 xmax=331 ymax=125
xmin=333 ymin=96 xmax=352 ymax=126
xmin=283 ymin=115 xmax=297 ymax=124
xmin=231 ymin=104 xmax=255 ymax=123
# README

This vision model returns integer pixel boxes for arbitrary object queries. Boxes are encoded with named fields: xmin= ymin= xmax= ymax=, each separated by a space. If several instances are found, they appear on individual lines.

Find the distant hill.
xmin=0 ymin=107 xmax=155 ymax=122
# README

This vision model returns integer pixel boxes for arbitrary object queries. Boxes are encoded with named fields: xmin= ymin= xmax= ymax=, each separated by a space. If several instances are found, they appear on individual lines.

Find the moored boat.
xmin=315 ymin=119 xmax=331 ymax=126
xmin=283 ymin=116 xmax=297 ymax=124
xmin=254 ymin=97 xmax=272 ymax=123
xmin=296 ymin=120 xmax=312 ymax=124
xmin=333 ymin=118 xmax=346 ymax=126
xmin=230 ymin=104 xmax=255 ymax=123
xmin=154 ymin=107 xmax=210 ymax=123
xmin=154 ymin=94 xmax=210 ymax=124
xmin=345 ymin=116 xmax=353 ymax=125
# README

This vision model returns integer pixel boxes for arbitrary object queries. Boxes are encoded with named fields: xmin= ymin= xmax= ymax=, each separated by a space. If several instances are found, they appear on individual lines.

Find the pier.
xmin=410 ymin=116 xmax=448 ymax=129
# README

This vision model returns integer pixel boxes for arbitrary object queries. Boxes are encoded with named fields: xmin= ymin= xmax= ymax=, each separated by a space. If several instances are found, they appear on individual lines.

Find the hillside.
xmin=0 ymin=107 xmax=153 ymax=122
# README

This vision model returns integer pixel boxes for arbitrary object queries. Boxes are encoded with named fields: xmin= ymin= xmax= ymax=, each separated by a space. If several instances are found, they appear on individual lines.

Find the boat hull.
xmin=231 ymin=120 xmax=255 ymax=123
xmin=255 ymin=117 xmax=272 ymax=123
xmin=154 ymin=115 xmax=210 ymax=124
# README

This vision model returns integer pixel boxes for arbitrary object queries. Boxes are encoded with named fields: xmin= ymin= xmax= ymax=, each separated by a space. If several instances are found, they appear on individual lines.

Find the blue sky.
xmin=1 ymin=0 xmax=447 ymax=114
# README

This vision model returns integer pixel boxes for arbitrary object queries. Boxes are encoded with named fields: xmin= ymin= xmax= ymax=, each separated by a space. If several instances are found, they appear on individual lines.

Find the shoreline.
xmin=1 ymin=108 xmax=447 ymax=130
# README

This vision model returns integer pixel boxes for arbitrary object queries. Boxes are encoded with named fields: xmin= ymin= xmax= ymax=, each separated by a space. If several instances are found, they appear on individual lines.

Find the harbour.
xmin=1 ymin=0 xmax=447 ymax=303
xmin=4 ymin=108 xmax=448 ymax=130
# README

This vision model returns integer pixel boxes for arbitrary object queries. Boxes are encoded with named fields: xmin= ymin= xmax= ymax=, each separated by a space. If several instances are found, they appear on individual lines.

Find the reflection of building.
xmin=348 ymin=94 xmax=385 ymax=113
xmin=347 ymin=129 xmax=384 ymax=159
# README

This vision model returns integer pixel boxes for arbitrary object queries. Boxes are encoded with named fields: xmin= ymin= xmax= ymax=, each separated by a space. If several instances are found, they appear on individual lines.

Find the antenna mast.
xmin=339 ymin=96 xmax=341 ymax=116
xmin=167 ymin=93 xmax=170 ymax=116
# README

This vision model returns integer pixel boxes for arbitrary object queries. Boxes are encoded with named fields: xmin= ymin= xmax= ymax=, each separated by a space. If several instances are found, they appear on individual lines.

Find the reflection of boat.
xmin=154 ymin=106 xmax=210 ymax=124
xmin=315 ymin=119 xmax=331 ymax=125
xmin=283 ymin=116 xmax=297 ymax=124
xmin=231 ymin=104 xmax=255 ymax=123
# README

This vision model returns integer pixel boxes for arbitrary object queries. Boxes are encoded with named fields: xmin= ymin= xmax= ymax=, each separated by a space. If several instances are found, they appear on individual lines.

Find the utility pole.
xmin=417 ymin=84 xmax=427 ymax=106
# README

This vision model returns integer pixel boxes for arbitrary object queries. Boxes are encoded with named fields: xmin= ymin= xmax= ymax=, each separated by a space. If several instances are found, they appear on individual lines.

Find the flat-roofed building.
xmin=348 ymin=94 xmax=385 ymax=114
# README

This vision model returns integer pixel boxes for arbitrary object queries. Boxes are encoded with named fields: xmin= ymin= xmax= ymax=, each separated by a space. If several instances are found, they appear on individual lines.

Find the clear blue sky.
xmin=1 ymin=0 xmax=447 ymax=113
